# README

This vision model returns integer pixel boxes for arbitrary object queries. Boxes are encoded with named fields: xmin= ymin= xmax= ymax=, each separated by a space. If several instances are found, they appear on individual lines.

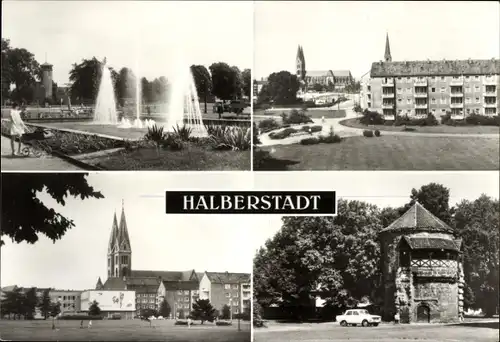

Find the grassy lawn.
xmin=341 ymin=118 xmax=500 ymax=135
xmin=254 ymin=135 xmax=499 ymax=170
xmin=254 ymin=320 xmax=498 ymax=342
xmin=89 ymin=144 xmax=250 ymax=171
xmin=0 ymin=319 xmax=251 ymax=342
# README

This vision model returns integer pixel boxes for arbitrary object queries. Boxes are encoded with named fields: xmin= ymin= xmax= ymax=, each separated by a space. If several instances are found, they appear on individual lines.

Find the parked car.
xmin=335 ymin=309 xmax=381 ymax=327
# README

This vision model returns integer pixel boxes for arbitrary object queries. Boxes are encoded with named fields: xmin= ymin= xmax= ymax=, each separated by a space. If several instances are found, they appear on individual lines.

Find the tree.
xmin=454 ymin=195 xmax=499 ymax=317
xmin=312 ymin=83 xmax=323 ymax=92
xmin=221 ymin=304 xmax=231 ymax=319
xmin=190 ymin=65 xmax=212 ymax=113
xmin=158 ymin=299 xmax=171 ymax=318
xmin=253 ymin=199 xmax=384 ymax=320
xmin=151 ymin=76 xmax=168 ymax=104
xmin=266 ymin=71 xmax=300 ymax=105
xmin=1 ymin=173 xmax=104 ymax=246
xmin=1 ymin=288 xmax=24 ymax=319
xmin=50 ymin=301 xmax=61 ymax=317
xmin=1 ymin=38 xmax=41 ymax=103
xmin=88 ymin=300 xmax=101 ymax=316
xmin=190 ymin=299 xmax=216 ymax=324
xmin=69 ymin=57 xmax=103 ymax=103
xmin=141 ymin=77 xmax=153 ymax=104
xmin=406 ymin=183 xmax=454 ymax=225
xmin=209 ymin=62 xmax=240 ymax=101
xmin=38 ymin=289 xmax=52 ymax=319
xmin=242 ymin=69 xmax=251 ymax=99
xmin=23 ymin=287 xmax=38 ymax=320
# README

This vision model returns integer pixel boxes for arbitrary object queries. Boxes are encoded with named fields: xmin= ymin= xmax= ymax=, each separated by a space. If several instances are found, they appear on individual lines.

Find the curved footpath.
xmin=257 ymin=100 xmax=499 ymax=147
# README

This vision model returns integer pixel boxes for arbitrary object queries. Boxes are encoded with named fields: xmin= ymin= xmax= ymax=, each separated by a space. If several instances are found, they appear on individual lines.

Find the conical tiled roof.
xmin=380 ymin=202 xmax=453 ymax=234
xmin=384 ymin=33 xmax=392 ymax=62
xmin=107 ymin=212 xmax=119 ymax=252
xmin=96 ymin=277 xmax=104 ymax=290
xmin=118 ymin=201 xmax=131 ymax=251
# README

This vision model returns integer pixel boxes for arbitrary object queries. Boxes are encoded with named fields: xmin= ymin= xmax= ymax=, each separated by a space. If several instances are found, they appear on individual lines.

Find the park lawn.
xmin=254 ymin=135 xmax=499 ymax=171
xmin=254 ymin=320 xmax=498 ymax=342
xmin=0 ymin=319 xmax=251 ymax=342
xmin=90 ymin=144 xmax=251 ymax=171
xmin=341 ymin=118 xmax=500 ymax=135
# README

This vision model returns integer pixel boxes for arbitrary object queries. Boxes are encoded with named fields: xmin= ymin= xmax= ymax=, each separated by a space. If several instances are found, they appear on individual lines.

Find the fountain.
xmin=93 ymin=54 xmax=207 ymax=138
xmin=93 ymin=58 xmax=118 ymax=124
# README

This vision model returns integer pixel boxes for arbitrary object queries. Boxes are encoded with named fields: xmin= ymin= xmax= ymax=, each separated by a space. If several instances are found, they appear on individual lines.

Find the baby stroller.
xmin=20 ymin=127 xmax=54 ymax=157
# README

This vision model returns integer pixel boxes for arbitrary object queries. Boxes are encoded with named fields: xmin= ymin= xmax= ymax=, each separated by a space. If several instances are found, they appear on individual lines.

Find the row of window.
xmin=57 ymin=295 xmax=78 ymax=301
xmin=383 ymin=107 xmax=496 ymax=115
xmin=391 ymin=75 xmax=495 ymax=82
xmin=393 ymin=85 xmax=495 ymax=94
xmin=224 ymin=284 xmax=240 ymax=290
xmin=388 ymin=97 xmax=496 ymax=105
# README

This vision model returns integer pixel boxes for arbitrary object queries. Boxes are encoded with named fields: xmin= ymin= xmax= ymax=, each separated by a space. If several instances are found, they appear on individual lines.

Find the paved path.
xmin=1 ymin=136 xmax=83 ymax=171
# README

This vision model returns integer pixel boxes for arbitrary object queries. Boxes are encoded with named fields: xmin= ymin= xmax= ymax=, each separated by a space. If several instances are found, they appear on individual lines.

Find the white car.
xmin=335 ymin=309 xmax=381 ymax=327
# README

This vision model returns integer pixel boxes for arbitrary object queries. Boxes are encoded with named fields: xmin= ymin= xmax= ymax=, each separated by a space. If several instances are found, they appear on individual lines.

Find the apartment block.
xmin=199 ymin=272 xmax=251 ymax=315
xmin=363 ymin=35 xmax=499 ymax=118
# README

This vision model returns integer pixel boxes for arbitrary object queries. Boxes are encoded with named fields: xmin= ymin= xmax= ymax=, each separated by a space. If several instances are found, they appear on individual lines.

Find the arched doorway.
xmin=416 ymin=304 xmax=430 ymax=323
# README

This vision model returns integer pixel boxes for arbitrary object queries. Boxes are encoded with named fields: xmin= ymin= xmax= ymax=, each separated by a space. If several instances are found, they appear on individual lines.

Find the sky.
xmin=1 ymin=1 xmax=253 ymax=85
xmin=1 ymin=172 xmax=255 ymax=290
xmin=254 ymin=1 xmax=500 ymax=80
xmin=251 ymin=171 xmax=500 ymax=253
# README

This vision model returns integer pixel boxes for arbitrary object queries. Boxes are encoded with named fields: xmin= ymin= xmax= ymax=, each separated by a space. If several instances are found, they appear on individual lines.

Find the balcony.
xmin=382 ymin=103 xmax=394 ymax=109
xmin=415 ymin=103 xmax=428 ymax=109
xmin=484 ymin=89 xmax=497 ymax=95
xmin=484 ymin=102 xmax=498 ymax=108
xmin=382 ymin=92 xmax=395 ymax=98
xmin=450 ymin=92 xmax=463 ymax=97
xmin=484 ymin=77 xmax=498 ymax=85
xmin=450 ymin=78 xmax=464 ymax=86
xmin=414 ymin=92 xmax=427 ymax=98
xmin=414 ymin=79 xmax=427 ymax=86
xmin=450 ymin=102 xmax=464 ymax=108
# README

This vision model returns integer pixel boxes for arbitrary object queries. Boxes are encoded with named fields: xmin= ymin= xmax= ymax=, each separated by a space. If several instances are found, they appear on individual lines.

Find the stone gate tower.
xmin=41 ymin=62 xmax=53 ymax=100
xmin=378 ymin=202 xmax=464 ymax=323
xmin=107 ymin=200 xmax=132 ymax=278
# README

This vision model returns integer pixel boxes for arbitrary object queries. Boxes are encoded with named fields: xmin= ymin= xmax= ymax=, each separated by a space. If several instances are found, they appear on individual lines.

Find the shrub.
xmin=301 ymin=125 xmax=311 ymax=132
xmin=172 ymin=124 xmax=192 ymax=141
xmin=363 ymin=130 xmax=374 ymax=137
xmin=258 ymin=118 xmax=280 ymax=132
xmin=403 ymin=127 xmax=416 ymax=132
xmin=353 ymin=104 xmax=363 ymax=113
xmin=209 ymin=126 xmax=251 ymax=150
xmin=374 ymin=130 xmax=381 ymax=137
xmin=282 ymin=109 xmax=313 ymax=125
xmin=268 ymin=127 xmax=297 ymax=140
xmin=360 ymin=110 xmax=384 ymax=125
xmin=175 ymin=320 xmax=189 ymax=325
xmin=395 ymin=114 xmax=438 ymax=126
xmin=163 ymin=133 xmax=183 ymax=150
xmin=300 ymin=137 xmax=320 ymax=145
xmin=310 ymin=125 xmax=323 ymax=133
xmin=465 ymin=114 xmax=500 ymax=126
xmin=319 ymin=134 xmax=342 ymax=144
xmin=216 ymin=320 xmax=233 ymax=326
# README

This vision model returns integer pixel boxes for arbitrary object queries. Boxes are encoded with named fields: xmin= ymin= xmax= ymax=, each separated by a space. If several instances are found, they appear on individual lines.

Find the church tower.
xmin=107 ymin=200 xmax=132 ymax=278
xmin=296 ymin=45 xmax=306 ymax=83
xmin=384 ymin=33 xmax=392 ymax=62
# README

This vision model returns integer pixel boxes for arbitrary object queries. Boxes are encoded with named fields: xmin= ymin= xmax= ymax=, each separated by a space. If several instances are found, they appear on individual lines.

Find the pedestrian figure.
xmin=80 ymin=320 xmax=83 ymax=328
xmin=321 ymin=116 xmax=325 ymax=124
xmin=394 ymin=312 xmax=400 ymax=324
xmin=88 ymin=320 xmax=92 ymax=329
xmin=9 ymin=103 xmax=29 ymax=156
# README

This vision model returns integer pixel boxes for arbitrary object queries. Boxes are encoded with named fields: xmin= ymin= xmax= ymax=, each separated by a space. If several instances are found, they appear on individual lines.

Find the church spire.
xmin=118 ymin=200 xmax=131 ymax=251
xmin=384 ymin=33 xmax=392 ymax=62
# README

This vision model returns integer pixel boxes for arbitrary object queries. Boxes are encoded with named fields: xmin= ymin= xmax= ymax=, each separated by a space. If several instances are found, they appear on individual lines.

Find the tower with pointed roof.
xmin=378 ymin=202 xmax=464 ymax=323
xmin=384 ymin=33 xmax=392 ymax=62
xmin=107 ymin=200 xmax=132 ymax=278
xmin=296 ymin=45 xmax=306 ymax=86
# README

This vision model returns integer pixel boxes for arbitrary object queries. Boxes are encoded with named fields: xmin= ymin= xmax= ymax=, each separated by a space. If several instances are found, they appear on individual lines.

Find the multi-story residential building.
xmin=199 ymin=271 xmax=251 ymax=315
xmin=156 ymin=280 xmax=199 ymax=318
xmin=49 ymin=289 xmax=82 ymax=314
xmin=365 ymin=34 xmax=500 ymax=118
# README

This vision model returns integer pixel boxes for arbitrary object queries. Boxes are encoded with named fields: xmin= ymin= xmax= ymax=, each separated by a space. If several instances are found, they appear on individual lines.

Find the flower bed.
xmin=1 ymin=120 xmax=125 ymax=156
